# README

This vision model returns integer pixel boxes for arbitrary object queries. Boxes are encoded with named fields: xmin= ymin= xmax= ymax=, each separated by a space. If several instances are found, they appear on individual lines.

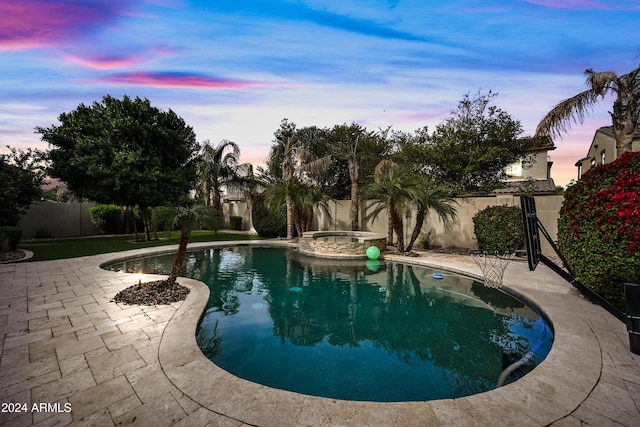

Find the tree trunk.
xmin=348 ymin=156 xmax=359 ymax=231
xmin=167 ymin=227 xmax=191 ymax=283
xmin=390 ymin=208 xmax=405 ymax=252
xmin=130 ymin=206 xmax=139 ymax=241
xmin=387 ymin=209 xmax=394 ymax=246
xmin=140 ymin=206 xmax=152 ymax=241
xmin=305 ymin=208 xmax=314 ymax=232
xmin=405 ymin=208 xmax=426 ymax=253
xmin=286 ymin=196 xmax=294 ymax=239
xmin=350 ymin=181 xmax=359 ymax=231
xmin=611 ymin=69 xmax=639 ymax=156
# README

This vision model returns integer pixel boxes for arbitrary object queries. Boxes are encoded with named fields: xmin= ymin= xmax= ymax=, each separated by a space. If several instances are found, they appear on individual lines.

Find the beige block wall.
xmin=18 ymin=201 xmax=99 ymax=239
xmin=314 ymin=195 xmax=564 ymax=257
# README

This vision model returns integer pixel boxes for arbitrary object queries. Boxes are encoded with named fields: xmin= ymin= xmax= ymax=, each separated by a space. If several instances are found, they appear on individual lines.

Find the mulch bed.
xmin=112 ymin=280 xmax=190 ymax=306
xmin=0 ymin=250 xmax=26 ymax=262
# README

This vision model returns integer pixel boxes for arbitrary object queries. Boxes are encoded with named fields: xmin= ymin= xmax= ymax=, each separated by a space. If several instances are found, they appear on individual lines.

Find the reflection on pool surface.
xmin=105 ymin=246 xmax=553 ymax=402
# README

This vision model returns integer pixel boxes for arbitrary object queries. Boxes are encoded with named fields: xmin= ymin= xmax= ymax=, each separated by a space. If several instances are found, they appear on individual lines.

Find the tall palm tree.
xmin=152 ymin=204 xmax=219 ymax=283
xmin=195 ymin=140 xmax=252 ymax=219
xmin=327 ymin=124 xmax=370 ymax=231
xmin=535 ymin=65 xmax=640 ymax=155
xmin=405 ymin=177 xmax=457 ymax=252
xmin=270 ymin=120 xmax=332 ymax=239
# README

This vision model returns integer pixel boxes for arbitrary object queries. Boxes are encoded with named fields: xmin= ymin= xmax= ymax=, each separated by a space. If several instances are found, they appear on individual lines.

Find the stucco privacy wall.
xmin=314 ymin=195 xmax=564 ymax=256
xmin=16 ymin=196 xmax=562 ymax=256
xmin=17 ymin=201 xmax=253 ymax=239
xmin=17 ymin=201 xmax=99 ymax=239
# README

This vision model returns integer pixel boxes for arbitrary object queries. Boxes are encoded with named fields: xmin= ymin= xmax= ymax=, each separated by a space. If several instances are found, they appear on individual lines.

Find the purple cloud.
xmin=0 ymin=1 xmax=127 ymax=51
xmin=98 ymin=72 xmax=262 ymax=89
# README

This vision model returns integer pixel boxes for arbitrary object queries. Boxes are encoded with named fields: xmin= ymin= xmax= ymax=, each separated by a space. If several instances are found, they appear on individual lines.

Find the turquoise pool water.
xmin=105 ymin=246 xmax=553 ymax=402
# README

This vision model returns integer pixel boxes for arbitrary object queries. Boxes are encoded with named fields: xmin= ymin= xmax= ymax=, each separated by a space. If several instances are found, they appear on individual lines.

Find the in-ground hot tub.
xmin=299 ymin=231 xmax=387 ymax=258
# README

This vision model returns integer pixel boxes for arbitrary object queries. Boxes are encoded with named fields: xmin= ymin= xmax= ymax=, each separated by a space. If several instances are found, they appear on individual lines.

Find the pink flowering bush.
xmin=558 ymin=151 xmax=640 ymax=311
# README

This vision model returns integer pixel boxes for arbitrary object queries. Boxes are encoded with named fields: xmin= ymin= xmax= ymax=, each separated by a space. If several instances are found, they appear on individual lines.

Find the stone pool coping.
xmin=148 ymin=240 xmax=636 ymax=426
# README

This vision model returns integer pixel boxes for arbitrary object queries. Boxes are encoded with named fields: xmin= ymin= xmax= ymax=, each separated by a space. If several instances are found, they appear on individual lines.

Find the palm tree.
xmin=152 ymin=204 xmax=219 ymax=283
xmin=535 ymin=65 xmax=640 ymax=155
xmin=195 ymin=140 xmax=252 ymax=219
xmin=326 ymin=124 xmax=370 ymax=231
xmin=361 ymin=161 xmax=418 ymax=252
xmin=270 ymin=120 xmax=332 ymax=239
xmin=264 ymin=178 xmax=331 ymax=237
xmin=405 ymin=176 xmax=457 ymax=252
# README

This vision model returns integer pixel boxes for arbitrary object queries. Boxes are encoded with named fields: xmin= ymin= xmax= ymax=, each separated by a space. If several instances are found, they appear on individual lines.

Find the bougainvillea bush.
xmin=558 ymin=151 xmax=640 ymax=311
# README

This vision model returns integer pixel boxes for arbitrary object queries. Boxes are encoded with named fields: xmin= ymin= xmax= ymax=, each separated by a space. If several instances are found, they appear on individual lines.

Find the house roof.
xmin=492 ymin=178 xmax=557 ymax=195
xmin=596 ymin=124 xmax=640 ymax=139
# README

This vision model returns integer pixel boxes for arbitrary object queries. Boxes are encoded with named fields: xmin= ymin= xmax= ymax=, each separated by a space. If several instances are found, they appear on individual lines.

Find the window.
xmin=577 ymin=164 xmax=582 ymax=180
xmin=600 ymin=150 xmax=606 ymax=165
xmin=505 ymin=160 xmax=522 ymax=177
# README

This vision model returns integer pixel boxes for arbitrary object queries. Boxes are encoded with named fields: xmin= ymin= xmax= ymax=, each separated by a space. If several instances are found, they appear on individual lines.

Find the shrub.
xmin=229 ymin=216 xmax=243 ymax=231
xmin=558 ymin=152 xmax=640 ymax=311
xmin=89 ymin=204 xmax=123 ymax=234
xmin=0 ymin=226 xmax=23 ymax=251
xmin=251 ymin=194 xmax=286 ymax=238
xmin=472 ymin=205 xmax=524 ymax=251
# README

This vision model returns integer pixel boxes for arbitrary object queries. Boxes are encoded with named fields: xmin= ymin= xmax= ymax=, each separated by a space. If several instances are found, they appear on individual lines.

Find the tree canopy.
xmin=0 ymin=146 xmax=47 ymax=226
xmin=37 ymin=95 xmax=199 ymax=239
xmin=393 ymin=91 xmax=531 ymax=195
xmin=535 ymin=65 xmax=640 ymax=156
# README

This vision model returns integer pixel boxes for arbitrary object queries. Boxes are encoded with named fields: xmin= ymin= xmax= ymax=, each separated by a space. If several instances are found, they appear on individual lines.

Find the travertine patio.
xmin=1 ymin=241 xmax=638 ymax=426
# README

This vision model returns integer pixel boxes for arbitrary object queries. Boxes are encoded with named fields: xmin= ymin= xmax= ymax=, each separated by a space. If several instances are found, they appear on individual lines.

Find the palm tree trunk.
xmin=348 ymin=156 xmax=359 ymax=231
xmin=286 ymin=196 xmax=294 ymax=239
xmin=390 ymin=208 xmax=405 ymax=252
xmin=387 ymin=209 xmax=394 ymax=246
xmin=406 ymin=208 xmax=426 ymax=253
xmin=350 ymin=181 xmax=359 ymax=231
xmin=168 ymin=227 xmax=191 ymax=283
xmin=305 ymin=208 xmax=313 ymax=232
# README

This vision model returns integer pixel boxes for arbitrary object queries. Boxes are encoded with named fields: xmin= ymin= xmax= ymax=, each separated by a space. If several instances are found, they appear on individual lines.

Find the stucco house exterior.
xmin=496 ymin=138 xmax=558 ymax=194
xmin=575 ymin=125 xmax=640 ymax=179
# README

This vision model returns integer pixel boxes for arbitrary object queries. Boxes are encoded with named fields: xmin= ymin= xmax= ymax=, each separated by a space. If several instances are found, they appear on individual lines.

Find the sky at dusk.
xmin=1 ymin=0 xmax=639 ymax=187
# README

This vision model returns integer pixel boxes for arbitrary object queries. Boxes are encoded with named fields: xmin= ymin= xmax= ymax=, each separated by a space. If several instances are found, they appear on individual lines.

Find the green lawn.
xmin=21 ymin=231 xmax=264 ymax=262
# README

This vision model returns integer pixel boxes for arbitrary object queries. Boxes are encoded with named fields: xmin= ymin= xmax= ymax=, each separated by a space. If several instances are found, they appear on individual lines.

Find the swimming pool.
xmin=105 ymin=245 xmax=553 ymax=402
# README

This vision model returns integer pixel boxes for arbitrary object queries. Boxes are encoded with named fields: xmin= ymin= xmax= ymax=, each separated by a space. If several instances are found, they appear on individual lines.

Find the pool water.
xmin=105 ymin=246 xmax=553 ymax=402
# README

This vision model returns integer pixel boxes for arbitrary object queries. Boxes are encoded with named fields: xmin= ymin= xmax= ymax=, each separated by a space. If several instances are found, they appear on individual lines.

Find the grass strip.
xmin=21 ymin=231 xmax=264 ymax=262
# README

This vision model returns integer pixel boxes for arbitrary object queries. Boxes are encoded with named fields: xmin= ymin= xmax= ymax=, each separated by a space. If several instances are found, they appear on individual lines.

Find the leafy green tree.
xmin=535 ymin=65 xmax=640 ymax=156
xmin=0 ymin=146 xmax=47 ymax=226
xmin=152 ymin=204 xmax=219 ymax=283
xmin=399 ymin=91 xmax=530 ymax=195
xmin=37 ymin=95 xmax=199 ymax=240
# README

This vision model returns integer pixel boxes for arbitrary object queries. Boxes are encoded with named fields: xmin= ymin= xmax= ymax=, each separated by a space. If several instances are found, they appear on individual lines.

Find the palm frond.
xmin=535 ymin=89 xmax=603 ymax=139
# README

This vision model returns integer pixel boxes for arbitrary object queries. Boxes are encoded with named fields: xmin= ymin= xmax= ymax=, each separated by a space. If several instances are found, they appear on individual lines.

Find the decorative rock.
xmin=112 ymin=280 xmax=190 ymax=306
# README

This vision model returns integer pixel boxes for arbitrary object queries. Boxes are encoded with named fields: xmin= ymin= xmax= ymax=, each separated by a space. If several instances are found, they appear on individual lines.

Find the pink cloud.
xmin=0 ymin=1 xmax=126 ymax=51
xmin=64 ymin=55 xmax=145 ymax=70
xmin=98 ymin=72 xmax=261 ymax=89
